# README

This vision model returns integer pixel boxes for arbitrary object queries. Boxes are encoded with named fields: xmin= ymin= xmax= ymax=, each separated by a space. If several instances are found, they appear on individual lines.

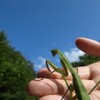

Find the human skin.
xmin=27 ymin=37 xmax=100 ymax=100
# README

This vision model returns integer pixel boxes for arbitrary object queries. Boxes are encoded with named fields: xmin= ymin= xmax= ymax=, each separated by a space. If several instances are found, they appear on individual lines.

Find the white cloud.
xmin=34 ymin=56 xmax=46 ymax=72
xmin=64 ymin=48 xmax=85 ymax=62
xmin=34 ymin=48 xmax=85 ymax=72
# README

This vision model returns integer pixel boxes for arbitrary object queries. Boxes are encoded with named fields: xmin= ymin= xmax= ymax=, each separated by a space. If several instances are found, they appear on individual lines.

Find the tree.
xmin=71 ymin=54 xmax=100 ymax=67
xmin=0 ymin=31 xmax=37 ymax=100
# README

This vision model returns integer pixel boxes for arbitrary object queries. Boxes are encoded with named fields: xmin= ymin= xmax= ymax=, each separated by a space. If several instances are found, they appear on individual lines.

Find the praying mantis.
xmin=36 ymin=49 xmax=100 ymax=100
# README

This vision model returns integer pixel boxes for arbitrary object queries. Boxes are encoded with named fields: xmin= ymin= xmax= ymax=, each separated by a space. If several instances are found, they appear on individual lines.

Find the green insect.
xmin=45 ymin=49 xmax=100 ymax=100
xmin=35 ymin=49 xmax=100 ymax=100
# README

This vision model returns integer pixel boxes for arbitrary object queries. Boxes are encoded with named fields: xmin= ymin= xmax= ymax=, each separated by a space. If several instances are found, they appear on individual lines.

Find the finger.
xmin=90 ymin=90 xmax=100 ymax=100
xmin=27 ymin=78 xmax=96 ymax=96
xmin=37 ymin=68 xmax=63 ymax=79
xmin=39 ymin=94 xmax=69 ymax=100
xmin=37 ymin=67 xmax=77 ymax=79
xmin=88 ymin=61 xmax=100 ymax=79
xmin=39 ymin=90 xmax=100 ymax=100
xmin=28 ymin=78 xmax=67 ymax=96
xmin=75 ymin=37 xmax=100 ymax=56
xmin=66 ymin=66 xmax=91 ymax=80
xmin=37 ymin=66 xmax=91 ymax=80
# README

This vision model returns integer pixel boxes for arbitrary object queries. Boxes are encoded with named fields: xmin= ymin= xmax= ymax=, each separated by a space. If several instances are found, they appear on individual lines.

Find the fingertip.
xmin=75 ymin=37 xmax=100 ymax=56
xmin=37 ymin=68 xmax=63 ymax=79
xmin=75 ymin=37 xmax=87 ymax=48
xmin=27 ymin=80 xmax=48 ymax=96
xmin=27 ymin=80 xmax=35 ymax=96
xmin=37 ymin=68 xmax=50 ymax=78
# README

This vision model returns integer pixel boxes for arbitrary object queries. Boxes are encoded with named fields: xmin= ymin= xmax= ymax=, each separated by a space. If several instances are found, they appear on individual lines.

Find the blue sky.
xmin=0 ymin=0 xmax=100 ymax=71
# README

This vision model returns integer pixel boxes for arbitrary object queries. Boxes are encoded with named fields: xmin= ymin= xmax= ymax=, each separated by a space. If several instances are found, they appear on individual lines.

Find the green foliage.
xmin=0 ymin=32 xmax=37 ymax=100
xmin=72 ymin=54 xmax=100 ymax=67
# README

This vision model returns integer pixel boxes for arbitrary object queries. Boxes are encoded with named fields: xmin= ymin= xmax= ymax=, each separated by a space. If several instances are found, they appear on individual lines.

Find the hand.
xmin=27 ymin=37 xmax=100 ymax=100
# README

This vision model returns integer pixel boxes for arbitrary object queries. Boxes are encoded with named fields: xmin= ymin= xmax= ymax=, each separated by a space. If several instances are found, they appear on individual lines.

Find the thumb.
xmin=75 ymin=37 xmax=100 ymax=56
